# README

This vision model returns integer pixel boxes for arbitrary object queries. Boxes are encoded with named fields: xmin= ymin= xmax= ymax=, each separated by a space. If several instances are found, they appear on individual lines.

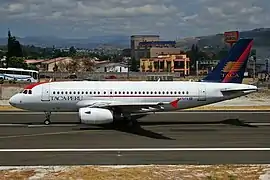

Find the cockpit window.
xmin=21 ymin=89 xmax=32 ymax=94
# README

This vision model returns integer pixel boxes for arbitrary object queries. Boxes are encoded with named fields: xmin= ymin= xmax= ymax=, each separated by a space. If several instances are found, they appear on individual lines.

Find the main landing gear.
xmin=112 ymin=107 xmax=138 ymax=127
xmin=44 ymin=112 xmax=51 ymax=125
xmin=123 ymin=114 xmax=138 ymax=127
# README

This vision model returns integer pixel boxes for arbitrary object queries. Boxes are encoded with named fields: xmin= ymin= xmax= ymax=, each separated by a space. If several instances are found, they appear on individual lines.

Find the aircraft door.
xmin=41 ymin=84 xmax=50 ymax=101
xmin=198 ymin=84 xmax=206 ymax=101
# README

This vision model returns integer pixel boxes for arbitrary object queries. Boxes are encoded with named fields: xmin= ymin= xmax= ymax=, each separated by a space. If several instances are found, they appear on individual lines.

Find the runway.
xmin=0 ymin=111 xmax=270 ymax=165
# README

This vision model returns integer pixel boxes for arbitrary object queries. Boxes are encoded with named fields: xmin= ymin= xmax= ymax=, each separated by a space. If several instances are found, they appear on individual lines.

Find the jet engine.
xmin=78 ymin=107 xmax=114 ymax=125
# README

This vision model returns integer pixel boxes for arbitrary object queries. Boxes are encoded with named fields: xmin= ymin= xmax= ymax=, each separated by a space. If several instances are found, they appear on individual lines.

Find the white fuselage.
xmin=9 ymin=81 xmax=257 ymax=113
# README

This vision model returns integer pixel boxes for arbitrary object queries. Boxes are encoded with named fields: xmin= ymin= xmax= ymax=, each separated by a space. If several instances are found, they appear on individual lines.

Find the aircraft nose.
xmin=9 ymin=94 xmax=20 ymax=106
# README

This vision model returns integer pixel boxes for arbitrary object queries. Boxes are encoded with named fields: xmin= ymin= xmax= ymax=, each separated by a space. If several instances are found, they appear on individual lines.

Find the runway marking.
xmin=250 ymin=123 xmax=270 ymax=126
xmin=0 ymin=130 xmax=88 ymax=139
xmin=0 ymin=148 xmax=270 ymax=152
xmin=0 ymin=124 xmax=79 ymax=127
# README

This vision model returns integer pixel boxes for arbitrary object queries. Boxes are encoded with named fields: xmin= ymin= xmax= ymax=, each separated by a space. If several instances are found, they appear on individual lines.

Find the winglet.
xmin=170 ymin=98 xmax=180 ymax=108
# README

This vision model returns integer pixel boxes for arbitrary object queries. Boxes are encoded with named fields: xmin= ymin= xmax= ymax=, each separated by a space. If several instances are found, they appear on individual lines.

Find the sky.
xmin=0 ymin=0 xmax=269 ymax=40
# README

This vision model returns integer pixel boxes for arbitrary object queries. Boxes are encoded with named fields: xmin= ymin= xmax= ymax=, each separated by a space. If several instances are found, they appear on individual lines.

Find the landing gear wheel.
xmin=125 ymin=116 xmax=138 ymax=127
xmin=44 ymin=119 xmax=51 ymax=125
xmin=44 ymin=111 xmax=51 ymax=125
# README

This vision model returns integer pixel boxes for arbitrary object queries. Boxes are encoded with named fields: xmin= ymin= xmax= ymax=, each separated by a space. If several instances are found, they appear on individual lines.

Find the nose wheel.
xmin=44 ymin=119 xmax=51 ymax=125
xmin=44 ymin=112 xmax=51 ymax=125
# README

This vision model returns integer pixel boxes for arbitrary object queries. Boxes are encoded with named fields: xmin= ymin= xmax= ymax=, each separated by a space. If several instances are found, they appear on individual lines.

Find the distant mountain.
xmin=176 ymin=28 xmax=270 ymax=60
xmin=0 ymin=35 xmax=130 ymax=49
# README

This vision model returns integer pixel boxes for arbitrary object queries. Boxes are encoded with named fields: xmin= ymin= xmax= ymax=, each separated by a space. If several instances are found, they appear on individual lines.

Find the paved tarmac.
xmin=0 ymin=111 xmax=269 ymax=166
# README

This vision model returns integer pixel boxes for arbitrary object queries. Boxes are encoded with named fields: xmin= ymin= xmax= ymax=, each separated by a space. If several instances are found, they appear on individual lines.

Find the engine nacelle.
xmin=79 ymin=107 xmax=114 ymax=125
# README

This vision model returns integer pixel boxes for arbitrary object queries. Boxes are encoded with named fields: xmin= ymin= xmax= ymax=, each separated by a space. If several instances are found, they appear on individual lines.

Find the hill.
xmin=0 ymin=35 xmax=130 ymax=49
xmin=176 ymin=28 xmax=270 ymax=59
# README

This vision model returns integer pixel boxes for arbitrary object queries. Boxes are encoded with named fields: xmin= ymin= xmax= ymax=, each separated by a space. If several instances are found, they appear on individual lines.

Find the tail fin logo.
xmin=222 ymin=61 xmax=244 ymax=73
xmin=221 ymin=61 xmax=244 ymax=78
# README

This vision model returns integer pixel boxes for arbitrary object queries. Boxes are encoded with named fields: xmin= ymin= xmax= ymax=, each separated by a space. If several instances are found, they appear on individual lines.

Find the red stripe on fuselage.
xmin=170 ymin=98 xmax=181 ymax=108
xmin=72 ymin=95 xmax=192 ymax=98
xmin=24 ymin=82 xmax=48 ymax=90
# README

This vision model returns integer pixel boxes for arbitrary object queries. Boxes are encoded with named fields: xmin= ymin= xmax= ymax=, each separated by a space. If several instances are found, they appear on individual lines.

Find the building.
xmin=130 ymin=35 xmax=183 ymax=62
xmin=131 ymin=35 xmax=160 ymax=60
xmin=197 ymin=59 xmax=220 ymax=75
xmin=95 ymin=62 xmax=128 ymax=73
xmin=140 ymin=54 xmax=190 ymax=75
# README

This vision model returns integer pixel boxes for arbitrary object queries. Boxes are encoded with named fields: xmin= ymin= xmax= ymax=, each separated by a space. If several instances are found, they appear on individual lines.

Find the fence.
xmin=40 ymin=72 xmax=184 ymax=81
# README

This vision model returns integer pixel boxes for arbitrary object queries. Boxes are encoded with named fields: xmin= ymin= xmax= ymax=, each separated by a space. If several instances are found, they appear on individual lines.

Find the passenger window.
xmin=53 ymin=91 xmax=55 ymax=94
xmin=186 ymin=91 xmax=189 ymax=94
xmin=104 ymin=91 xmax=106 ymax=94
xmin=86 ymin=92 xmax=88 ymax=94
xmin=82 ymin=91 xmax=84 ymax=94
xmin=65 ymin=92 xmax=68 ymax=94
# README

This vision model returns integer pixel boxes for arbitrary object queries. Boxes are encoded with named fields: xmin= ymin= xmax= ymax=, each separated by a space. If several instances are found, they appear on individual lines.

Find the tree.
xmin=130 ymin=58 xmax=138 ymax=71
xmin=9 ymin=57 xmax=27 ymax=69
xmin=6 ymin=30 xmax=23 ymax=67
xmin=81 ymin=59 xmax=95 ymax=72
xmin=69 ymin=46 xmax=76 ymax=56
xmin=66 ymin=60 xmax=80 ymax=73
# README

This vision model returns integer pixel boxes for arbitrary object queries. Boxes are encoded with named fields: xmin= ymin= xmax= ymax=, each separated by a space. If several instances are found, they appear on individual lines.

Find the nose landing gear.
xmin=44 ymin=112 xmax=51 ymax=125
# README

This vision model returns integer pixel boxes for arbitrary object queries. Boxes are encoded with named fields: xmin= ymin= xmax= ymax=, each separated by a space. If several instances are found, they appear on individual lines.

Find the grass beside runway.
xmin=189 ymin=105 xmax=270 ymax=111
xmin=0 ymin=165 xmax=268 ymax=180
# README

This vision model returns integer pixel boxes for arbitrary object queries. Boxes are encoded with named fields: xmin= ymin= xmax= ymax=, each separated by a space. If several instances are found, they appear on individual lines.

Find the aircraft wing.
xmin=76 ymin=99 xmax=180 ymax=113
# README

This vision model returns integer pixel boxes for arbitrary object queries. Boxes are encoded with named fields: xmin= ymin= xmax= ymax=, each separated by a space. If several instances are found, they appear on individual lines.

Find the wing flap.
xmin=76 ymin=99 xmax=176 ymax=113
xmin=76 ymin=100 xmax=165 ymax=107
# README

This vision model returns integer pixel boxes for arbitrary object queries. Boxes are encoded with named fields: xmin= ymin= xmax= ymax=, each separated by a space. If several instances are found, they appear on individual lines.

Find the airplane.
xmin=9 ymin=38 xmax=257 ymax=126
